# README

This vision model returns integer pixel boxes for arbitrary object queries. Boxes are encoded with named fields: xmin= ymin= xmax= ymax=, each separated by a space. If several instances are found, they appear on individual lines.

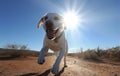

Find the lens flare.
xmin=63 ymin=11 xmax=81 ymax=30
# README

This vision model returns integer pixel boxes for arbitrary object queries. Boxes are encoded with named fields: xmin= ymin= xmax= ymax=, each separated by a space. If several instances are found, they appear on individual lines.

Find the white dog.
xmin=37 ymin=13 xmax=68 ymax=74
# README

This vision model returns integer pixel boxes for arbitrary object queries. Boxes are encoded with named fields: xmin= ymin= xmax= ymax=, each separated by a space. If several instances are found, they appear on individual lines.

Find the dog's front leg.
xmin=52 ymin=49 xmax=65 ymax=74
xmin=38 ymin=47 xmax=48 ymax=64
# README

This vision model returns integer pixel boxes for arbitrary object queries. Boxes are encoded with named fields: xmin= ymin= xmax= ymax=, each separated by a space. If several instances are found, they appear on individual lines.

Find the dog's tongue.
xmin=47 ymin=30 xmax=56 ymax=39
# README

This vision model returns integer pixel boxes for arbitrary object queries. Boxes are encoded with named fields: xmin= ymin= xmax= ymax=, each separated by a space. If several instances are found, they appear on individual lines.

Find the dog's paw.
xmin=64 ymin=65 xmax=68 ymax=67
xmin=51 ymin=67 xmax=59 ymax=74
xmin=38 ymin=59 xmax=45 ymax=64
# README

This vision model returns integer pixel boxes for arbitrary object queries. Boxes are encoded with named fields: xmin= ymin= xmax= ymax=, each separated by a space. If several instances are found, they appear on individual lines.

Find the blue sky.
xmin=0 ymin=0 xmax=120 ymax=52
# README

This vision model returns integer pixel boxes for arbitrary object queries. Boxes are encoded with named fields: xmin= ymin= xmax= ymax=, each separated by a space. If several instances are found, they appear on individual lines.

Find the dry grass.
xmin=68 ymin=46 xmax=120 ymax=62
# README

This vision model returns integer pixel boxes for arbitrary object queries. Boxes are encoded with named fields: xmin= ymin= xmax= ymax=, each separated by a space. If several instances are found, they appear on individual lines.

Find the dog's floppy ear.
xmin=37 ymin=17 xmax=44 ymax=29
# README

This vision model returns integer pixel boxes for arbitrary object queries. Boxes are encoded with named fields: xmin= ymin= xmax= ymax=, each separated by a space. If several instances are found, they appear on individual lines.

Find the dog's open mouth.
xmin=46 ymin=28 xmax=59 ymax=40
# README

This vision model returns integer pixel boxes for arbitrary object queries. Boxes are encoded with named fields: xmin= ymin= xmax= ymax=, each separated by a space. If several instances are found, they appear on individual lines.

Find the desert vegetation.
xmin=0 ymin=44 xmax=120 ymax=61
xmin=0 ymin=48 xmax=39 ymax=60
xmin=4 ymin=44 xmax=29 ymax=50
xmin=68 ymin=46 xmax=120 ymax=62
xmin=0 ymin=44 xmax=54 ymax=60
xmin=0 ymin=44 xmax=39 ymax=60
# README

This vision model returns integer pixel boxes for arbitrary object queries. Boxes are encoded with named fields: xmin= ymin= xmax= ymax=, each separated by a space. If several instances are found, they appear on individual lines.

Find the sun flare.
xmin=63 ymin=11 xmax=80 ymax=30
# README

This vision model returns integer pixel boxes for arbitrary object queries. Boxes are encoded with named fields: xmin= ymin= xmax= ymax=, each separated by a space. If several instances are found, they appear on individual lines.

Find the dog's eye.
xmin=54 ymin=16 xmax=59 ymax=20
xmin=44 ymin=16 xmax=48 ymax=20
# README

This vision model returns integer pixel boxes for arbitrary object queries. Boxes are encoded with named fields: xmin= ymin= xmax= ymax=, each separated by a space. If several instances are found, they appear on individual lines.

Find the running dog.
xmin=37 ymin=13 xmax=68 ymax=74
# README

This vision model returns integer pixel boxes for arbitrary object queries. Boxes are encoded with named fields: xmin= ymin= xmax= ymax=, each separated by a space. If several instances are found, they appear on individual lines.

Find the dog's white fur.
xmin=37 ymin=13 xmax=68 ymax=74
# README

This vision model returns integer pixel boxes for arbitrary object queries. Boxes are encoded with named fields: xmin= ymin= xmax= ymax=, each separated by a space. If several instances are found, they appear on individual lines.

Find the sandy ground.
xmin=0 ymin=56 xmax=120 ymax=76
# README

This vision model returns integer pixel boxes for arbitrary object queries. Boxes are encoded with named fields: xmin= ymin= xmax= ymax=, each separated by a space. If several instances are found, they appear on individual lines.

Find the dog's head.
xmin=37 ymin=13 xmax=66 ymax=40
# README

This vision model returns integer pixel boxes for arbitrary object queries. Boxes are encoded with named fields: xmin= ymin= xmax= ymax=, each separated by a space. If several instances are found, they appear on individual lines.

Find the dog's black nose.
xmin=46 ymin=20 xmax=53 ymax=29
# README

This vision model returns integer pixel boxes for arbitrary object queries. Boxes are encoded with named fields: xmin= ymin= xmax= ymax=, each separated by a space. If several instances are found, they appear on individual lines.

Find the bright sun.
xmin=63 ymin=11 xmax=80 ymax=30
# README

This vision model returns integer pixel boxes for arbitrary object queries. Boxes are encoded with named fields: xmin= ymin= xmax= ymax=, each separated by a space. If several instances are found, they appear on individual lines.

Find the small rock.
xmin=74 ymin=60 xmax=76 ymax=64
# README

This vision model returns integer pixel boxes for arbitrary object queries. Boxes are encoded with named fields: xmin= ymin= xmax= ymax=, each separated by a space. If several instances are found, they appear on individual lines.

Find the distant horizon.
xmin=0 ymin=44 xmax=120 ymax=53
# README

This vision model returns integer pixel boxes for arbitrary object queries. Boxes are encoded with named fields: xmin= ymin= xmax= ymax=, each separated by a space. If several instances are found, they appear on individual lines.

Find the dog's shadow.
xmin=54 ymin=66 xmax=66 ymax=76
xmin=20 ymin=66 xmax=66 ymax=76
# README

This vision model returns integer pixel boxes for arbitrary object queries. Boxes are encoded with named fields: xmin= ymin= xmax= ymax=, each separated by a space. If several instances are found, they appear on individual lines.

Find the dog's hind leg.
xmin=64 ymin=51 xmax=67 ymax=67
xmin=64 ymin=41 xmax=68 ymax=67
xmin=38 ymin=46 xmax=48 ymax=64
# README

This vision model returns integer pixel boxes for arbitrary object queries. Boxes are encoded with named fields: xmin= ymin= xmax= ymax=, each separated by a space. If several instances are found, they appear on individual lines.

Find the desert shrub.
xmin=4 ymin=44 xmax=19 ymax=49
xmin=19 ymin=45 xmax=29 ymax=50
xmin=80 ymin=50 xmax=99 ymax=61
xmin=3 ymin=50 xmax=28 ymax=58
xmin=4 ymin=44 xmax=29 ymax=50
xmin=78 ymin=46 xmax=120 ymax=61
xmin=103 ymin=49 xmax=120 ymax=61
xmin=0 ymin=48 xmax=40 ymax=59
xmin=10 ymin=51 xmax=21 ymax=58
xmin=96 ymin=46 xmax=103 ymax=57
xmin=2 ymin=44 xmax=29 ymax=58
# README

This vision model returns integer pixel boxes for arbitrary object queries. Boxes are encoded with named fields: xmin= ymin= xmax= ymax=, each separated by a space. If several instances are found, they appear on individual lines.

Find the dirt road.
xmin=0 ymin=56 xmax=120 ymax=76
